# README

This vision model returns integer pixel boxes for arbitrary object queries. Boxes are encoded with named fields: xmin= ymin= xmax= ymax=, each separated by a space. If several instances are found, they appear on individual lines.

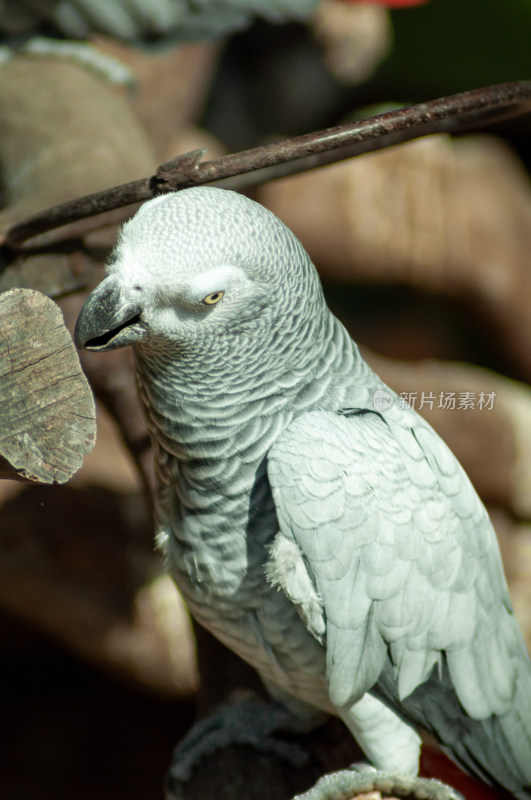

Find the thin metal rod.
xmin=4 ymin=80 xmax=531 ymax=250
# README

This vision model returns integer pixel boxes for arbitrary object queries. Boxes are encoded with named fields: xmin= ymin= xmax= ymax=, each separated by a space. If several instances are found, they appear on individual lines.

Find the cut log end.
xmin=0 ymin=288 xmax=96 ymax=483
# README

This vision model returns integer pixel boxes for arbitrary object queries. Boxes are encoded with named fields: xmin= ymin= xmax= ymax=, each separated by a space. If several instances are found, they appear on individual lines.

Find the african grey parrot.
xmin=75 ymin=187 xmax=531 ymax=799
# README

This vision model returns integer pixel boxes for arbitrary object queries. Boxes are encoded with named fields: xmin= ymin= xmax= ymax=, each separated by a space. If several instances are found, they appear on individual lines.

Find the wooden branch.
xmin=0 ymin=288 xmax=96 ymax=483
xmin=2 ymin=81 xmax=530 ymax=252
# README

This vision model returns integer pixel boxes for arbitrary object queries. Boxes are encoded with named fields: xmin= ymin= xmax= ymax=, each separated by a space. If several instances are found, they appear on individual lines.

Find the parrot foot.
xmin=165 ymin=697 xmax=309 ymax=799
xmin=293 ymin=763 xmax=466 ymax=800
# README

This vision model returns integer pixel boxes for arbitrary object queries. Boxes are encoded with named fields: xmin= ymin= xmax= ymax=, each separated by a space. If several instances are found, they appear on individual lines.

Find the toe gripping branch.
xmin=293 ymin=768 xmax=466 ymax=800
xmin=165 ymin=698 xmax=310 ymax=800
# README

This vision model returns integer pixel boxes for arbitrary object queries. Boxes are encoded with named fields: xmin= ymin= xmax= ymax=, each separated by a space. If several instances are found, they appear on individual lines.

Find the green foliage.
xmin=371 ymin=0 xmax=531 ymax=98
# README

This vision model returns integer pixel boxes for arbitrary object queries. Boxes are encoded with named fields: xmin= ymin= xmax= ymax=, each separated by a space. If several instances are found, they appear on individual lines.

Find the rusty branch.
xmin=3 ymin=81 xmax=531 ymax=253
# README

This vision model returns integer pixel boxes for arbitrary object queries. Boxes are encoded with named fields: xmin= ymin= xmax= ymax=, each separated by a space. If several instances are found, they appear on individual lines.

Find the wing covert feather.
xmin=267 ymin=407 xmax=520 ymax=716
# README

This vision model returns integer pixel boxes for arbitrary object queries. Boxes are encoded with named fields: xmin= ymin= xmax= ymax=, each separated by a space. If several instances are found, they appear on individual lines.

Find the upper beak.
xmin=75 ymin=277 xmax=145 ymax=351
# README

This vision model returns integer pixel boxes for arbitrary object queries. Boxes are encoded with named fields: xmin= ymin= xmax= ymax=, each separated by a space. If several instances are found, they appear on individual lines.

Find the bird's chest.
xmin=168 ymin=515 xmax=272 ymax=617
xmin=155 ymin=453 xmax=328 ymax=696
xmin=166 ymin=516 xmax=328 ymax=706
xmin=157 ymin=450 xmax=278 ymax=610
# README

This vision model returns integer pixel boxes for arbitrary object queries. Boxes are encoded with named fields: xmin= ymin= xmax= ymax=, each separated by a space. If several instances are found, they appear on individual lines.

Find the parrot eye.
xmin=201 ymin=291 xmax=224 ymax=306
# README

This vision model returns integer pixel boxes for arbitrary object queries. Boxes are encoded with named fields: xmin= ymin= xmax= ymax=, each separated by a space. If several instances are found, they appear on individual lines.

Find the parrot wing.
xmin=266 ymin=406 xmax=524 ymax=720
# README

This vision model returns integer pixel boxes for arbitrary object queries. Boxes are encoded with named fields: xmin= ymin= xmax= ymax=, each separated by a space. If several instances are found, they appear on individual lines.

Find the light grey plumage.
xmin=75 ymin=186 xmax=531 ymax=798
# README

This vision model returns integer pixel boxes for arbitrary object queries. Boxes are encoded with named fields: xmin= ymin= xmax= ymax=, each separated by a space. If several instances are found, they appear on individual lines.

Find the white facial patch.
xmin=184 ymin=266 xmax=249 ymax=304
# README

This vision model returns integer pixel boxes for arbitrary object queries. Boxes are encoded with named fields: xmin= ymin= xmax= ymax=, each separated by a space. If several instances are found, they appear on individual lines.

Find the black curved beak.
xmin=75 ymin=278 xmax=144 ymax=352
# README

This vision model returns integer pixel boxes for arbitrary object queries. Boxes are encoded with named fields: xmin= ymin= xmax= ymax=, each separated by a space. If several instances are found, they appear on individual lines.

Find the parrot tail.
xmin=379 ymin=630 xmax=531 ymax=799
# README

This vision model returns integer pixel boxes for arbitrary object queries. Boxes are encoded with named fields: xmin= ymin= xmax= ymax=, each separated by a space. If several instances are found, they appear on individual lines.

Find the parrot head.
xmin=75 ymin=187 xmax=323 ymax=355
